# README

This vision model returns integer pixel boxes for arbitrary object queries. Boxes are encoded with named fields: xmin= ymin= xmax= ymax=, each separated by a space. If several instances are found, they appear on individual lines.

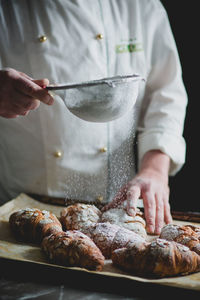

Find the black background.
xmin=161 ymin=1 xmax=199 ymax=211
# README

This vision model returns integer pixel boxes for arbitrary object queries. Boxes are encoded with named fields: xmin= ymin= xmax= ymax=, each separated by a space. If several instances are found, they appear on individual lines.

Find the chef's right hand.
xmin=0 ymin=68 xmax=54 ymax=118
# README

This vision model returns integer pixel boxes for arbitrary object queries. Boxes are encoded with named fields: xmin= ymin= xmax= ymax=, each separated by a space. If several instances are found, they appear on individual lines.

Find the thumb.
xmin=32 ymin=78 xmax=55 ymax=103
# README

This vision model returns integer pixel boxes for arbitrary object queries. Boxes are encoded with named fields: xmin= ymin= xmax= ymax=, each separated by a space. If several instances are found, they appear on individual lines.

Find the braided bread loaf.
xmin=112 ymin=238 xmax=200 ymax=278
xmin=41 ymin=230 xmax=105 ymax=271
xmin=160 ymin=223 xmax=200 ymax=255
xmin=9 ymin=208 xmax=62 ymax=244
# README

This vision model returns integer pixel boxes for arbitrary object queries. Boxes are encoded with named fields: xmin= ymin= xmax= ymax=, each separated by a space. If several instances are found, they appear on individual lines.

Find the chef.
xmin=0 ymin=0 xmax=187 ymax=234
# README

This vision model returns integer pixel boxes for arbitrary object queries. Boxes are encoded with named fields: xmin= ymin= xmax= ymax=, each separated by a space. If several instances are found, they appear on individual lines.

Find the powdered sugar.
xmin=60 ymin=203 xmax=101 ymax=232
xmin=101 ymin=207 xmax=147 ymax=238
xmin=160 ymin=224 xmax=182 ymax=241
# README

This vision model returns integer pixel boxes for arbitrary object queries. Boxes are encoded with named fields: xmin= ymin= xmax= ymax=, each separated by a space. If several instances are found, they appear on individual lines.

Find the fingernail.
xmin=155 ymin=228 xmax=161 ymax=235
xmin=47 ymin=95 xmax=54 ymax=105
xmin=147 ymin=225 xmax=154 ymax=234
xmin=156 ymin=224 xmax=163 ymax=235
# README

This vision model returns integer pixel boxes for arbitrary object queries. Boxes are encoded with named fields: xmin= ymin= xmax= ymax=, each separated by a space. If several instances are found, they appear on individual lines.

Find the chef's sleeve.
xmin=137 ymin=2 xmax=188 ymax=176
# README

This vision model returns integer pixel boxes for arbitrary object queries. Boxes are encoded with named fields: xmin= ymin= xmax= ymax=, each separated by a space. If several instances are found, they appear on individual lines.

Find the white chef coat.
xmin=0 ymin=0 xmax=188 ymax=204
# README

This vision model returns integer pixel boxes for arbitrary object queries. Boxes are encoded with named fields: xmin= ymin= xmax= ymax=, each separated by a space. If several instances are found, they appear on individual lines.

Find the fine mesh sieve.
xmin=46 ymin=74 xmax=144 ymax=122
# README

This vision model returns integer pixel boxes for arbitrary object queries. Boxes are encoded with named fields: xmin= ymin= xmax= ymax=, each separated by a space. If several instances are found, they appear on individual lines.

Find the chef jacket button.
xmin=96 ymin=195 xmax=104 ymax=202
xmin=53 ymin=151 xmax=62 ymax=158
xmin=38 ymin=35 xmax=47 ymax=43
xmin=99 ymin=147 xmax=107 ymax=153
xmin=96 ymin=33 xmax=104 ymax=40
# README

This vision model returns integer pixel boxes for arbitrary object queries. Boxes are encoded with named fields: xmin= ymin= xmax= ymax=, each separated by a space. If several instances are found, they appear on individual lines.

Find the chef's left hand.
xmin=102 ymin=150 xmax=173 ymax=235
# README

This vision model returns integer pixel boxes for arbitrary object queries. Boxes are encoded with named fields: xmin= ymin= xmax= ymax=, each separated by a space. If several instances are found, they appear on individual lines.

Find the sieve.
xmin=46 ymin=74 xmax=144 ymax=122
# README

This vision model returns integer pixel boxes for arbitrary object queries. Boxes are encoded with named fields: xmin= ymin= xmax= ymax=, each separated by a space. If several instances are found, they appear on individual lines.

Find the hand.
xmin=102 ymin=150 xmax=173 ymax=235
xmin=0 ymin=68 xmax=54 ymax=118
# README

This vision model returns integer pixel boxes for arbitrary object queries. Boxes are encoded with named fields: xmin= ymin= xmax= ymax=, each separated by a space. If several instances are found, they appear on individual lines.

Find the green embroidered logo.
xmin=116 ymin=38 xmax=143 ymax=54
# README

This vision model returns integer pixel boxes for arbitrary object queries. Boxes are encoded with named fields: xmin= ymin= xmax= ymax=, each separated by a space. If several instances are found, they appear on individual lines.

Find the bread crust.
xmin=112 ymin=238 xmax=200 ymax=278
xmin=60 ymin=203 xmax=101 ymax=232
xmin=101 ymin=207 xmax=147 ymax=238
xmin=41 ymin=230 xmax=105 ymax=271
xmin=83 ymin=222 xmax=147 ymax=259
xmin=9 ymin=208 xmax=62 ymax=244
xmin=60 ymin=203 xmax=148 ymax=258
xmin=160 ymin=223 xmax=200 ymax=255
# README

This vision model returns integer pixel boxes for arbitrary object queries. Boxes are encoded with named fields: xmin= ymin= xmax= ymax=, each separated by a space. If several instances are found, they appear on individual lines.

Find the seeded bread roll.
xmin=9 ymin=208 xmax=62 ymax=244
xmin=41 ymin=230 xmax=105 ymax=271
xmin=60 ymin=203 xmax=101 ymax=232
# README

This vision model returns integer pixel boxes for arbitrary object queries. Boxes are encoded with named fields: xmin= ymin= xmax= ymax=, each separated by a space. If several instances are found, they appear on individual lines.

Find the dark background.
xmin=161 ymin=1 xmax=199 ymax=211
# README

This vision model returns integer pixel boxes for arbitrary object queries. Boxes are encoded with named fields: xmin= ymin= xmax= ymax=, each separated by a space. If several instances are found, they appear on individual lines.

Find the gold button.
xmin=53 ymin=151 xmax=62 ymax=158
xmin=100 ymin=147 xmax=107 ymax=153
xmin=96 ymin=33 xmax=104 ymax=40
xmin=96 ymin=195 xmax=104 ymax=202
xmin=38 ymin=35 xmax=47 ymax=43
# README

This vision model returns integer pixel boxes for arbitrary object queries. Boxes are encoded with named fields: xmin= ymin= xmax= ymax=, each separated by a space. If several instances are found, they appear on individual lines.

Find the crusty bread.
xmin=9 ymin=208 xmax=62 ymax=244
xmin=82 ymin=222 xmax=147 ymax=259
xmin=10 ymin=206 xmax=200 ymax=278
xmin=101 ymin=207 xmax=147 ymax=238
xmin=60 ymin=203 xmax=101 ymax=232
xmin=60 ymin=203 xmax=148 ymax=258
xmin=160 ymin=223 xmax=200 ymax=255
xmin=112 ymin=238 xmax=200 ymax=278
xmin=41 ymin=230 xmax=105 ymax=271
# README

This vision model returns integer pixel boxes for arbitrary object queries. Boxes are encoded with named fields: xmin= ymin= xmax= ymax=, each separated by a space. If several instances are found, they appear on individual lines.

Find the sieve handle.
xmin=45 ymin=81 xmax=100 ymax=91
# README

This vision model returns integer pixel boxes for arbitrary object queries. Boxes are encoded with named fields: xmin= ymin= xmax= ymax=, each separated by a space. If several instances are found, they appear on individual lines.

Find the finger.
xmin=10 ymin=90 xmax=40 ymax=113
xmin=155 ymin=195 xmax=164 ymax=235
xmin=126 ymin=185 xmax=140 ymax=216
xmin=19 ymin=72 xmax=33 ymax=81
xmin=0 ymin=112 xmax=19 ymax=118
xmin=14 ymin=76 xmax=54 ymax=105
xmin=33 ymin=78 xmax=50 ymax=87
xmin=19 ymin=73 xmax=50 ymax=88
xmin=164 ymin=197 xmax=173 ymax=224
xmin=143 ymin=192 xmax=156 ymax=234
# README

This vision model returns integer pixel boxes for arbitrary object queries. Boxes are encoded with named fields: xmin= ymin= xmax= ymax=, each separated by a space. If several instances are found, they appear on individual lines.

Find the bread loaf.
xmin=60 ymin=203 xmax=101 ymax=232
xmin=101 ymin=207 xmax=147 ymax=238
xmin=9 ymin=208 xmax=62 ymax=244
xmin=112 ymin=238 xmax=200 ymax=278
xmin=160 ymin=223 xmax=200 ymax=255
xmin=60 ymin=203 xmax=148 ymax=258
xmin=60 ymin=203 xmax=147 ymax=238
xmin=83 ymin=222 xmax=147 ymax=258
xmin=41 ymin=230 xmax=105 ymax=271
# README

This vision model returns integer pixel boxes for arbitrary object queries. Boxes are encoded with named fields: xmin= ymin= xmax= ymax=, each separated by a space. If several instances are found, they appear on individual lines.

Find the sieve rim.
xmin=46 ymin=74 xmax=144 ymax=91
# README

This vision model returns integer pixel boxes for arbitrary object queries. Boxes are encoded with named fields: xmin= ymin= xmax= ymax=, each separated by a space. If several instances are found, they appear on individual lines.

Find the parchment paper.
xmin=0 ymin=193 xmax=199 ymax=291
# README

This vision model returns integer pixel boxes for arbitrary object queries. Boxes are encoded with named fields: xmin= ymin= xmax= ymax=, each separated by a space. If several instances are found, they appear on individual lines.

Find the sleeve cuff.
xmin=138 ymin=130 xmax=186 ymax=175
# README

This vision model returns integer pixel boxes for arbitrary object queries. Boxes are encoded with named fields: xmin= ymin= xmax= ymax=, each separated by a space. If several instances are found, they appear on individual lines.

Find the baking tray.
xmin=0 ymin=193 xmax=199 ymax=291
